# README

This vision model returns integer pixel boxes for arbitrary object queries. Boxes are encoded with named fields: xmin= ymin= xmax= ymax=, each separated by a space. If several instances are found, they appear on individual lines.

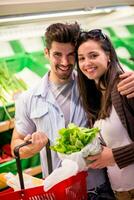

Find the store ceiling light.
xmin=0 ymin=6 xmax=121 ymax=24
xmin=0 ymin=10 xmax=91 ymax=23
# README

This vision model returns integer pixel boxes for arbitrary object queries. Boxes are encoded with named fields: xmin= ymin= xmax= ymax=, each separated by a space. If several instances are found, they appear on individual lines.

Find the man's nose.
xmin=61 ymin=56 xmax=69 ymax=66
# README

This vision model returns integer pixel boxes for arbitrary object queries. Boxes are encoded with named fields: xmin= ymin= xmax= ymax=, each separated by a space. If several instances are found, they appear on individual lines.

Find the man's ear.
xmin=44 ymin=48 xmax=49 ymax=59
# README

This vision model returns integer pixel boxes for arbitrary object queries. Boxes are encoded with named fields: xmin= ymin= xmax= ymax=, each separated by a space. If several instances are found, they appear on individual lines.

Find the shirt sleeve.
xmin=112 ymin=142 xmax=134 ymax=169
xmin=15 ymin=92 xmax=36 ymax=135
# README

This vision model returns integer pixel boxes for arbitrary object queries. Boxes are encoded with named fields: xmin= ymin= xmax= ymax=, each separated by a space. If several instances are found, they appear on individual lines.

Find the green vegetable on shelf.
xmin=50 ymin=123 xmax=100 ymax=154
xmin=0 ymin=62 xmax=28 ymax=120
xmin=0 ymin=62 xmax=27 ymax=94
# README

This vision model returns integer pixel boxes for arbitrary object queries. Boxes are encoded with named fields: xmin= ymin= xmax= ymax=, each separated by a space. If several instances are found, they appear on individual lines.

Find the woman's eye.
xmin=89 ymin=54 xmax=98 ymax=59
xmin=78 ymin=57 xmax=84 ymax=61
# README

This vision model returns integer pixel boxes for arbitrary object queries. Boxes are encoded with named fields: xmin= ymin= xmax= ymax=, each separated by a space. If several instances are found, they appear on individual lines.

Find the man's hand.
xmin=20 ymin=132 xmax=48 ymax=158
xmin=86 ymin=146 xmax=115 ymax=169
xmin=117 ymin=71 xmax=134 ymax=98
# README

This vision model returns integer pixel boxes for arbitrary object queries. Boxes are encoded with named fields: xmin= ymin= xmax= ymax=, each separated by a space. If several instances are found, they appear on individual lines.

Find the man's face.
xmin=45 ymin=41 xmax=75 ymax=83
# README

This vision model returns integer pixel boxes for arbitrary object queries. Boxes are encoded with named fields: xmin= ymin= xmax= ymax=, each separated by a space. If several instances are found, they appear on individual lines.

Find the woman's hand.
xmin=86 ymin=146 xmax=115 ymax=169
xmin=117 ymin=71 xmax=134 ymax=98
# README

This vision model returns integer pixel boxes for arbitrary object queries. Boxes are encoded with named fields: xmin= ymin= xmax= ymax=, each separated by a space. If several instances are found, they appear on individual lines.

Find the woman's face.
xmin=78 ymin=39 xmax=109 ymax=83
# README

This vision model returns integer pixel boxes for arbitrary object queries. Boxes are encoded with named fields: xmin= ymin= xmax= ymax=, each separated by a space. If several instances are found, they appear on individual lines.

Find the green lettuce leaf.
xmin=50 ymin=123 xmax=100 ymax=154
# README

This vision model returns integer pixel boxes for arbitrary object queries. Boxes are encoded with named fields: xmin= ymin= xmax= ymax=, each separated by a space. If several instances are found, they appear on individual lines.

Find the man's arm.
xmin=118 ymin=71 xmax=134 ymax=98
xmin=11 ymin=128 xmax=48 ymax=159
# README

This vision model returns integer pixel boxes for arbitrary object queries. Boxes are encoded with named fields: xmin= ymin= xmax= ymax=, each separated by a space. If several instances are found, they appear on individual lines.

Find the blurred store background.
xmin=0 ymin=0 xmax=134 ymax=190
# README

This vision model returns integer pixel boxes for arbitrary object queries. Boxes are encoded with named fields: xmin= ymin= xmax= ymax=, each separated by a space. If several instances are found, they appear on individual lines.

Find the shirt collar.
xmin=34 ymin=72 xmax=50 ymax=97
xmin=33 ymin=70 xmax=77 ymax=98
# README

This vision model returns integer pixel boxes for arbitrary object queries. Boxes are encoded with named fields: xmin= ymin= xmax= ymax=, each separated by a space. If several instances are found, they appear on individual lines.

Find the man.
xmin=11 ymin=22 xmax=134 ymax=200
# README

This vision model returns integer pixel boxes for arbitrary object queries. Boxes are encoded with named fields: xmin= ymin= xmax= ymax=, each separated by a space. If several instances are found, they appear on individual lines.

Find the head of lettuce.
xmin=50 ymin=123 xmax=102 ymax=171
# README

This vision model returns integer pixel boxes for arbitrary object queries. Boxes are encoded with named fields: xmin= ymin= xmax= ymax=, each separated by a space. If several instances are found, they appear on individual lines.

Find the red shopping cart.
xmin=0 ymin=141 xmax=88 ymax=200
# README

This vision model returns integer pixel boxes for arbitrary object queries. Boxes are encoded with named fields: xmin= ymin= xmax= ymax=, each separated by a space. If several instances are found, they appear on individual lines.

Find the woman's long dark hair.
xmin=76 ymin=30 xmax=124 ymax=125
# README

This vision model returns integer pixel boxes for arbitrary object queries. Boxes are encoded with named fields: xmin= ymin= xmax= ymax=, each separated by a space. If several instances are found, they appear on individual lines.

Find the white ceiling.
xmin=0 ymin=0 xmax=134 ymax=41
xmin=0 ymin=0 xmax=134 ymax=16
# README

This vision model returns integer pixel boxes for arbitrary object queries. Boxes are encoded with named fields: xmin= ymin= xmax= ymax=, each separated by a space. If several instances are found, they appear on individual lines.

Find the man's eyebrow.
xmin=53 ymin=51 xmax=75 ymax=55
xmin=53 ymin=51 xmax=62 ymax=54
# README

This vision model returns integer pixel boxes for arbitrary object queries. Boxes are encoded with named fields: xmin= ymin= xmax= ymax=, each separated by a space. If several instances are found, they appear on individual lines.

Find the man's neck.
xmin=49 ymin=72 xmax=73 ymax=85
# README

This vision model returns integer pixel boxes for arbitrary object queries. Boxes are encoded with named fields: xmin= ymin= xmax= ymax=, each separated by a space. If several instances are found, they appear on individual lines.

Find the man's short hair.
xmin=45 ymin=22 xmax=80 ymax=49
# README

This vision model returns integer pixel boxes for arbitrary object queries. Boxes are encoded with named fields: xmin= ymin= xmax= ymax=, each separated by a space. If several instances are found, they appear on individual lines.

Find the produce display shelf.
xmin=0 ymin=53 xmax=49 ymax=123
xmin=0 ymin=103 xmax=15 ymax=122
xmin=0 ymin=154 xmax=41 ymax=175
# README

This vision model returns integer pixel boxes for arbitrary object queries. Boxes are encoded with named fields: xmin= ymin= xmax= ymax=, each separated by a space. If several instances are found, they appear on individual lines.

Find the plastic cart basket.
xmin=0 ymin=141 xmax=88 ymax=200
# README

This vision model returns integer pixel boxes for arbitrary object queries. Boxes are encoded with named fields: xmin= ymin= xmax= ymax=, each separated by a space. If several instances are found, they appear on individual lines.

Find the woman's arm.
xmin=112 ymin=142 xmax=134 ymax=168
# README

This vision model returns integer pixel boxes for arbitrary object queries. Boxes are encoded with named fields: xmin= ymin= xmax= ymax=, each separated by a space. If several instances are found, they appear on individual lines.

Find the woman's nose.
xmin=84 ymin=57 xmax=92 ymax=66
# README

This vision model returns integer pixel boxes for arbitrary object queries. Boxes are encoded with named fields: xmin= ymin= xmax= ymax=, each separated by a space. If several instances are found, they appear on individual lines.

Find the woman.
xmin=76 ymin=29 xmax=134 ymax=200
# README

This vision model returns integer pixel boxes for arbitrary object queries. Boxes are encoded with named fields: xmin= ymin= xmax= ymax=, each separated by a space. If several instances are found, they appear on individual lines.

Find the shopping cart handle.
xmin=14 ymin=141 xmax=32 ymax=158
xmin=13 ymin=141 xmax=32 ymax=190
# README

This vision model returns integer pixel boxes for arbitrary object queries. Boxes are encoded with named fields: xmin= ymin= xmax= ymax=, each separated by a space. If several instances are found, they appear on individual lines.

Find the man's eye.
xmin=54 ymin=53 xmax=61 ymax=57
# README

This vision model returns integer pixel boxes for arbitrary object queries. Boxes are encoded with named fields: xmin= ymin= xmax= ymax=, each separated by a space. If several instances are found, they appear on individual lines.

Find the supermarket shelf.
xmin=0 ymin=119 xmax=14 ymax=133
